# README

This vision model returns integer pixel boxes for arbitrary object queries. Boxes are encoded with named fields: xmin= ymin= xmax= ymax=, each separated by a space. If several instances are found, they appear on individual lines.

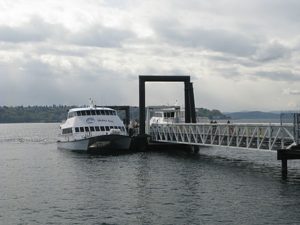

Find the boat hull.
xmin=57 ymin=134 xmax=131 ymax=153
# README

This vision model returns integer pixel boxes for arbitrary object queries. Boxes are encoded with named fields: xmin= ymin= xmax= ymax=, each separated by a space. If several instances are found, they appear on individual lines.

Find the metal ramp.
xmin=150 ymin=123 xmax=296 ymax=151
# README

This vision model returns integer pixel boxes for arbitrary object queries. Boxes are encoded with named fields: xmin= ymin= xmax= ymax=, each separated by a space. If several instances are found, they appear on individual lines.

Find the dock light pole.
xmin=139 ymin=75 xmax=196 ymax=135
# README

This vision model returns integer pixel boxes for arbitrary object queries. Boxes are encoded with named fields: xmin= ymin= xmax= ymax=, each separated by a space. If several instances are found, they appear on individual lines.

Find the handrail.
xmin=150 ymin=123 xmax=296 ymax=151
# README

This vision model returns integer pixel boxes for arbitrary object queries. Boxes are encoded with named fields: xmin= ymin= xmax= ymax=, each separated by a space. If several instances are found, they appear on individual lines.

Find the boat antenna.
xmin=175 ymin=100 xmax=178 ymax=106
xmin=89 ymin=98 xmax=96 ymax=108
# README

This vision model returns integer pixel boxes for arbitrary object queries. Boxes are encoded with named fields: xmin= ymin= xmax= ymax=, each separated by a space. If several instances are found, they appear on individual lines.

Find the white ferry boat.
xmin=149 ymin=107 xmax=181 ymax=125
xmin=148 ymin=106 xmax=209 ymax=126
xmin=57 ymin=102 xmax=131 ymax=152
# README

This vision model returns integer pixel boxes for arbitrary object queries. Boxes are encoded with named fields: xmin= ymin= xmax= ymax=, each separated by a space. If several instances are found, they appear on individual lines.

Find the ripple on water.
xmin=2 ymin=124 xmax=300 ymax=224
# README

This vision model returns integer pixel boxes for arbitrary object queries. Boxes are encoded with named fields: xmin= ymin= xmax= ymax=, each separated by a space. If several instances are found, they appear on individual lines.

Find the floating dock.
xmin=135 ymin=75 xmax=300 ymax=177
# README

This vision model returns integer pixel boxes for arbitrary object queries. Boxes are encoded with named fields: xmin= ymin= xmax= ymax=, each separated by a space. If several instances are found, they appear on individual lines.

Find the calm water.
xmin=2 ymin=123 xmax=300 ymax=224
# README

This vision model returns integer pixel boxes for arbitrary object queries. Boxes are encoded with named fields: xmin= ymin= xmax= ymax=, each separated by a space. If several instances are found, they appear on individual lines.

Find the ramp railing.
xmin=150 ymin=123 xmax=296 ymax=150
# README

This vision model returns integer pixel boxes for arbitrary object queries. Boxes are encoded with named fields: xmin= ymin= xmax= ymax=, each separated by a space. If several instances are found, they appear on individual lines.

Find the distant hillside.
xmin=225 ymin=111 xmax=280 ymax=120
xmin=0 ymin=105 xmax=73 ymax=123
xmin=0 ymin=105 xmax=228 ymax=123
xmin=196 ymin=108 xmax=229 ymax=119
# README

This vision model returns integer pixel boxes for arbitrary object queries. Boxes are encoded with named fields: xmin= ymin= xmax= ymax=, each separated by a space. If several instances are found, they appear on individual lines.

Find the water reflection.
xmin=3 ymin=122 xmax=300 ymax=224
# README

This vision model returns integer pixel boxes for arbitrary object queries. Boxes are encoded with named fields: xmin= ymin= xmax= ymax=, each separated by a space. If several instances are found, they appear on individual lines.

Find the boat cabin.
xmin=149 ymin=107 xmax=181 ymax=125
xmin=68 ymin=109 xmax=116 ymax=118
xmin=60 ymin=107 xmax=127 ymax=138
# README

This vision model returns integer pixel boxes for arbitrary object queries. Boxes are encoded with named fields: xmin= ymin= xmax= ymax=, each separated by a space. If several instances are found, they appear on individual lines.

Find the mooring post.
xmin=192 ymin=145 xmax=199 ymax=154
xmin=282 ymin=158 xmax=288 ymax=177
xmin=139 ymin=77 xmax=146 ymax=135
xmin=278 ymin=149 xmax=288 ymax=177
xmin=125 ymin=107 xmax=130 ymax=131
xmin=189 ymin=82 xmax=196 ymax=123
xmin=184 ymin=81 xmax=191 ymax=123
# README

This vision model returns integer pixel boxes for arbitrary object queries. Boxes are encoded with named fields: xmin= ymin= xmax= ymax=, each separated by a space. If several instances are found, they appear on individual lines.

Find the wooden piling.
xmin=277 ymin=148 xmax=300 ymax=177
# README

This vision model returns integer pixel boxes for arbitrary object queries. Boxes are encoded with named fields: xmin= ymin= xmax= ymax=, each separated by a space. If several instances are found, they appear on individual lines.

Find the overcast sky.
xmin=1 ymin=0 xmax=300 ymax=111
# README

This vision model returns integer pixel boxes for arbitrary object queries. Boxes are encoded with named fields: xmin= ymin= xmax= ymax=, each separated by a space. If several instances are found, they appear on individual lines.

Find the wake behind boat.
xmin=57 ymin=101 xmax=131 ymax=153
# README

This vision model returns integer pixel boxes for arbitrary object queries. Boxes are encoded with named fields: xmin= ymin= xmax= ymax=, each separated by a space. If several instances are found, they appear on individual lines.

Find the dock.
xmin=133 ymin=75 xmax=300 ymax=177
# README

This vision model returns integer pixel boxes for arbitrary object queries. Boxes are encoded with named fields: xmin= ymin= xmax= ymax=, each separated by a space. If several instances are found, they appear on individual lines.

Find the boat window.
xmin=96 ymin=110 xmax=100 ymax=115
xmin=154 ymin=112 xmax=163 ymax=117
xmin=75 ymin=127 xmax=79 ymax=132
xmin=85 ymin=127 xmax=89 ymax=132
xmin=100 ymin=110 xmax=105 ymax=115
xmin=110 ymin=126 xmax=113 ymax=130
xmin=80 ymin=127 xmax=84 ymax=132
xmin=95 ymin=126 xmax=100 ymax=131
xmin=62 ymin=128 xmax=72 ymax=134
xmin=86 ymin=110 xmax=91 ymax=116
xmin=105 ymin=126 xmax=110 ymax=131
xmin=112 ymin=111 xmax=116 ymax=115
xmin=100 ymin=126 xmax=105 ymax=131
xmin=90 ymin=126 xmax=95 ymax=132
xmin=68 ymin=112 xmax=75 ymax=118
xmin=81 ymin=111 xmax=86 ymax=116
xmin=91 ymin=110 xmax=96 ymax=115
xmin=164 ymin=112 xmax=175 ymax=118
xmin=77 ymin=111 xmax=81 ymax=116
xmin=114 ymin=126 xmax=118 ymax=129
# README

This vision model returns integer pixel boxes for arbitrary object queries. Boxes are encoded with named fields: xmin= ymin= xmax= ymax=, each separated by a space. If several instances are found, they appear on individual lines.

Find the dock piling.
xmin=277 ymin=148 xmax=300 ymax=177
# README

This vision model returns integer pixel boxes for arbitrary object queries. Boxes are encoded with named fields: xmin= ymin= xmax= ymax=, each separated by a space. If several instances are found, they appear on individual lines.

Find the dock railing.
xmin=150 ymin=122 xmax=296 ymax=151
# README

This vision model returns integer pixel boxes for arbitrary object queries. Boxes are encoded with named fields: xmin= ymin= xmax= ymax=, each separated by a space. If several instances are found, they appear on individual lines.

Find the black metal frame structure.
xmin=139 ymin=75 xmax=196 ymax=135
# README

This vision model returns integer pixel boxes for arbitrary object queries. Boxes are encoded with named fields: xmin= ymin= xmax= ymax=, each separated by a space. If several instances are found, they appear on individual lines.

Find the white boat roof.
xmin=68 ymin=107 xmax=115 ymax=112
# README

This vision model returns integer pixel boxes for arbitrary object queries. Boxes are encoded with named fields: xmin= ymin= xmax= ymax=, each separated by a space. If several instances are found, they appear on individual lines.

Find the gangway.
xmin=150 ymin=122 xmax=296 ymax=151
xmin=136 ymin=75 xmax=300 ymax=175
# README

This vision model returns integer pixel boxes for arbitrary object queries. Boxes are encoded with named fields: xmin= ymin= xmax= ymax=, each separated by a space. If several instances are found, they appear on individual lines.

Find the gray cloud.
xmin=253 ymin=41 xmax=291 ymax=62
xmin=0 ymin=55 xmax=135 ymax=105
xmin=209 ymin=54 xmax=260 ymax=68
xmin=0 ymin=16 xmax=65 ymax=43
xmin=2 ymin=0 xmax=300 ymax=111
xmin=0 ymin=26 xmax=45 ymax=43
xmin=258 ymin=1 xmax=300 ymax=26
xmin=0 ymin=16 xmax=135 ymax=49
xmin=0 ymin=58 xmax=61 ymax=105
xmin=167 ymin=0 xmax=300 ymax=30
xmin=68 ymin=25 xmax=135 ymax=48
xmin=283 ymin=88 xmax=300 ymax=95
xmin=254 ymin=70 xmax=300 ymax=81
xmin=153 ymin=21 xmax=258 ymax=56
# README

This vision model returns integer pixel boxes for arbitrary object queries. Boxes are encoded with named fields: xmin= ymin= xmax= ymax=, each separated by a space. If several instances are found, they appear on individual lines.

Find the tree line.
xmin=0 ymin=105 xmax=73 ymax=123
xmin=0 ymin=105 xmax=228 ymax=123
